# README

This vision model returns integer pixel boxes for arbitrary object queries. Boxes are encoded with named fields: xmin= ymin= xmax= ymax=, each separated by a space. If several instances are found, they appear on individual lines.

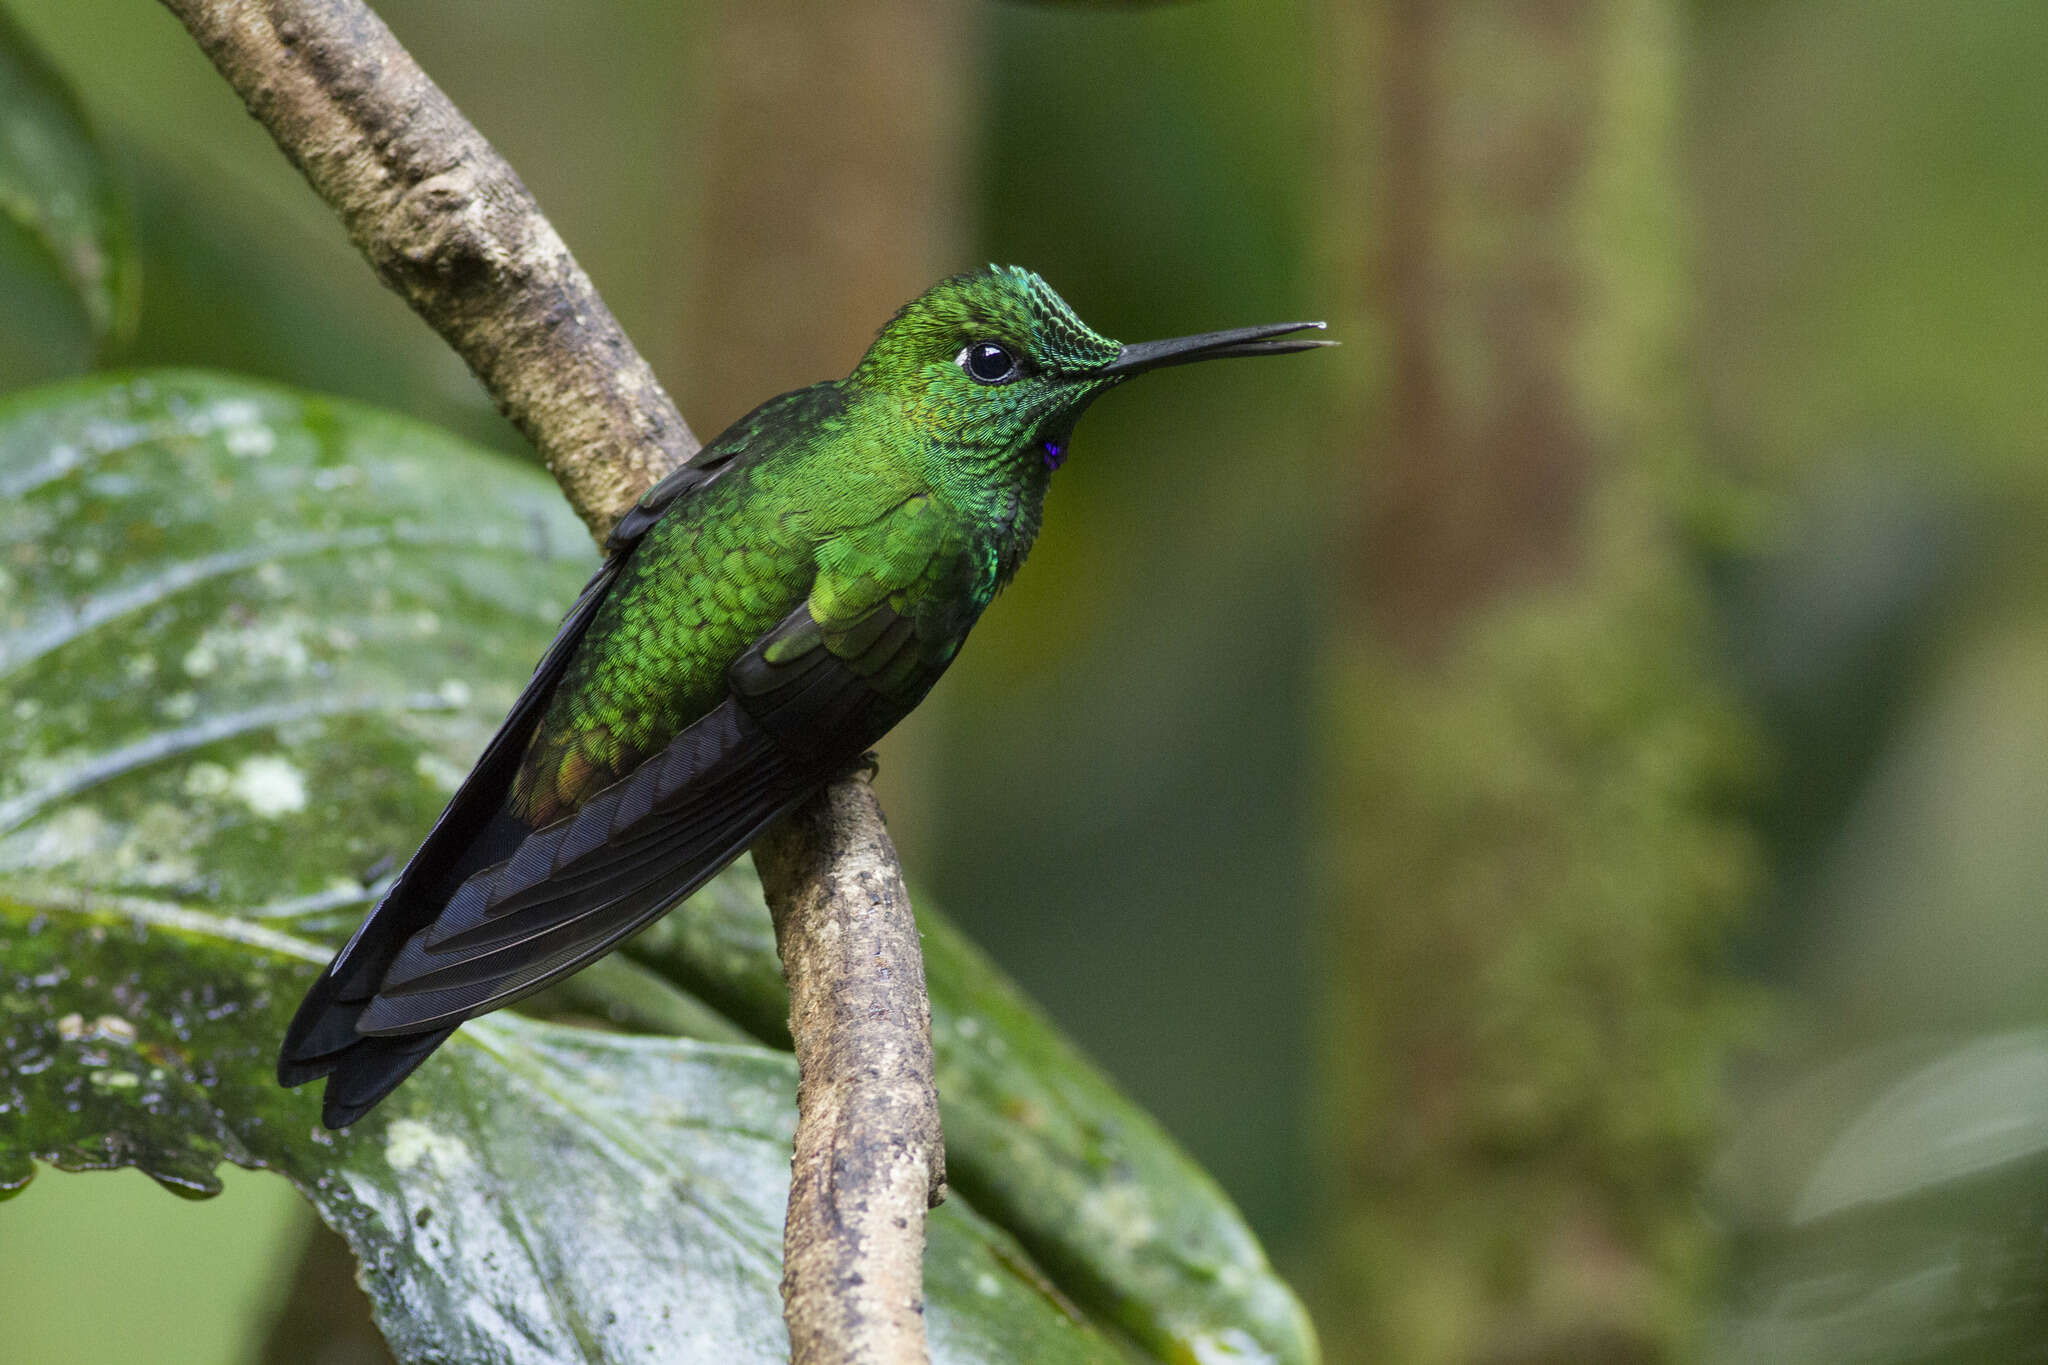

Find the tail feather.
xmin=356 ymin=700 xmax=819 ymax=1034
xmin=317 ymin=1026 xmax=459 ymax=1129
xmin=275 ymin=558 xmax=627 ymax=1126
xmin=277 ymin=805 xmax=533 ymax=1112
xmin=276 ymin=700 xmax=827 ymax=1126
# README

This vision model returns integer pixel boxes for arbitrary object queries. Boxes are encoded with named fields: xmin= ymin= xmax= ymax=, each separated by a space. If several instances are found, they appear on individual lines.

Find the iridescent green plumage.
xmin=280 ymin=266 xmax=1329 ymax=1127
xmin=518 ymin=269 xmax=1126 ymax=820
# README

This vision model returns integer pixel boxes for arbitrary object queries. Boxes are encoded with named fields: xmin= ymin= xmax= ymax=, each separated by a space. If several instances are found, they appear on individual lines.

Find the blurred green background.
xmin=3 ymin=1 xmax=2046 ymax=1362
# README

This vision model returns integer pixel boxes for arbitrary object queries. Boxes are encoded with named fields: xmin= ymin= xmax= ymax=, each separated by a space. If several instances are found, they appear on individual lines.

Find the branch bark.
xmin=158 ymin=0 xmax=695 ymax=542
xmin=158 ymin=3 xmax=944 ymax=1360
xmin=754 ymin=777 xmax=948 ymax=1365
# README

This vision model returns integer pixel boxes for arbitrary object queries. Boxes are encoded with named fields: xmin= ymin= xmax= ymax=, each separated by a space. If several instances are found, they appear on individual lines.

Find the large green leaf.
xmin=0 ymin=896 xmax=1121 ymax=1364
xmin=0 ymin=372 xmax=1315 ymax=1363
xmin=627 ymin=891 xmax=1320 ymax=1365
xmin=0 ymin=7 xmax=137 ymax=351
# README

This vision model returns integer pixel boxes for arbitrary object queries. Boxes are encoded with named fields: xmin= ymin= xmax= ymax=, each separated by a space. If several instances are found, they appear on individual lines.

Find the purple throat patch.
xmin=1042 ymin=440 xmax=1068 ymax=471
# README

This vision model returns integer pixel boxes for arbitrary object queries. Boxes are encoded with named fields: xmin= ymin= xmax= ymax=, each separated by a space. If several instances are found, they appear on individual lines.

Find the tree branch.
xmin=754 ymin=777 xmax=947 ymax=1365
xmin=158 ymin=0 xmax=695 ymax=541
xmin=158 ymin=3 xmax=944 ymax=1359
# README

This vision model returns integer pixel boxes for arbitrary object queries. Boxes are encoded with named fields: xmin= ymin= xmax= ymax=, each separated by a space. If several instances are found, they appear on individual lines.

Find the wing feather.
xmin=351 ymin=586 xmax=953 ymax=1036
xmin=277 ymin=557 xmax=622 ymax=1078
xmin=284 ymin=479 xmax=980 ymax=1127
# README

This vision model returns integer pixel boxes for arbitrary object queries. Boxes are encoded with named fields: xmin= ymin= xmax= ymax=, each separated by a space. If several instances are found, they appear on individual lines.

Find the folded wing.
xmin=283 ymin=488 xmax=976 ymax=1127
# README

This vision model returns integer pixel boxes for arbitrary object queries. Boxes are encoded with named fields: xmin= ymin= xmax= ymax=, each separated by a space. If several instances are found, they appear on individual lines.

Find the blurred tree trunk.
xmin=674 ymin=1 xmax=972 ymax=434
xmin=674 ymin=0 xmax=972 ymax=854
xmin=1315 ymin=2 xmax=1759 ymax=1361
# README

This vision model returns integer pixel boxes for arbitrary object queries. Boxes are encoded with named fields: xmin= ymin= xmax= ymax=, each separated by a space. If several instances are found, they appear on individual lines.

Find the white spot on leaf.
xmin=13 ymin=805 xmax=110 ymax=865
xmin=183 ymin=762 xmax=232 ymax=799
xmin=384 ymin=1118 xmax=476 ymax=1175
xmin=225 ymin=425 xmax=276 ymax=458
xmin=229 ymin=755 xmax=308 ymax=818
xmin=414 ymin=752 xmax=467 ymax=793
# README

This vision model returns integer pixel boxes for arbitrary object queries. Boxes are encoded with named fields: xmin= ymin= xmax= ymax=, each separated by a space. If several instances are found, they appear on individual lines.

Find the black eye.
xmin=958 ymin=341 xmax=1019 ymax=385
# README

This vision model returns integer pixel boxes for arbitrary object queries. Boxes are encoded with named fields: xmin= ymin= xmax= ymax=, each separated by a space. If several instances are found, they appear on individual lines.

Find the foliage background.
xmin=2 ymin=1 xmax=2046 ymax=1362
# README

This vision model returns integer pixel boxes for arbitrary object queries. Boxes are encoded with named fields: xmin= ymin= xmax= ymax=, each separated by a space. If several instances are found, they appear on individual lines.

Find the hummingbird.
xmin=279 ymin=265 xmax=1330 ymax=1127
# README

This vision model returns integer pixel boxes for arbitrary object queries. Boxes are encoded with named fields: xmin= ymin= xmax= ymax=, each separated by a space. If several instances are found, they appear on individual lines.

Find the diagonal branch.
xmin=159 ymin=0 xmax=694 ymax=542
xmin=157 ymin=3 xmax=944 ymax=1360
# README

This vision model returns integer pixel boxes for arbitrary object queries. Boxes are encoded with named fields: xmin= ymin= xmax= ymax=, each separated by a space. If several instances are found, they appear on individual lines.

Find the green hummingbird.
xmin=280 ymin=265 xmax=1329 ymax=1127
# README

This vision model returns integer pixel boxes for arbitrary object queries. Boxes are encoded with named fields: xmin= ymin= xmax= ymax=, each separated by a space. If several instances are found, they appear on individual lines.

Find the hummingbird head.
xmin=850 ymin=265 xmax=1329 ymax=479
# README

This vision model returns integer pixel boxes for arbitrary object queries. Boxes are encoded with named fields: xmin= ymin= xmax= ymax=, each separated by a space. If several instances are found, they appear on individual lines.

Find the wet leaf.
xmin=629 ymin=878 xmax=1321 ymax=1365
xmin=0 ymin=8 xmax=138 ymax=351
xmin=1711 ymin=1035 xmax=2048 ymax=1364
xmin=0 ymin=371 xmax=589 ymax=921
xmin=0 ymin=895 xmax=1125 ymax=1364
xmin=0 ymin=371 xmax=1312 ymax=1363
xmin=1795 ymin=1030 xmax=2048 ymax=1223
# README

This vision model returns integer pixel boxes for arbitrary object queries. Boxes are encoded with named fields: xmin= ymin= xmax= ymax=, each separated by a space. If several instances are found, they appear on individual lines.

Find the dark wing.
xmin=293 ymin=492 xmax=975 ymax=1127
xmin=277 ymin=555 xmax=623 ymax=1095
xmin=279 ymin=438 xmax=751 ymax=1123
xmin=601 ymin=458 xmax=726 ymax=553
xmin=350 ymin=590 xmax=959 ymax=1037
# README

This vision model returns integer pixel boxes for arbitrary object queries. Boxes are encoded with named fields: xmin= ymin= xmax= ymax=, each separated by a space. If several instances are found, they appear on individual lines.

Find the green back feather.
xmin=515 ymin=267 xmax=1125 ymax=823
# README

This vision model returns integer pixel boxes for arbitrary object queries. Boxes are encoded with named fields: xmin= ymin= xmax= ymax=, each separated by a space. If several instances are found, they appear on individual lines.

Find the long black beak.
xmin=1097 ymin=320 xmax=1333 ymax=378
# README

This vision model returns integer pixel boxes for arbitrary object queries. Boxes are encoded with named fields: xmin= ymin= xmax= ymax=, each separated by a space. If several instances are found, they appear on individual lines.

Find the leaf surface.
xmin=0 ymin=9 xmax=138 ymax=350
xmin=0 ymin=371 xmax=1312 ymax=1364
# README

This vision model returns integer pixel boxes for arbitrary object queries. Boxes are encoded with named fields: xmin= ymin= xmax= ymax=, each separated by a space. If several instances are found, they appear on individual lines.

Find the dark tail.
xmin=276 ymin=557 xmax=627 ymax=1128
xmin=279 ymin=808 xmax=532 ymax=1127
